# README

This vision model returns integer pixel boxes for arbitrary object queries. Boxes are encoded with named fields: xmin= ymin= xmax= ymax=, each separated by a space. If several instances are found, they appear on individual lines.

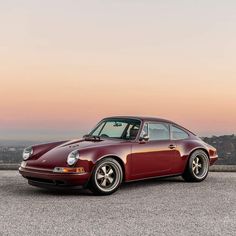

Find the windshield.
xmin=89 ymin=118 xmax=141 ymax=140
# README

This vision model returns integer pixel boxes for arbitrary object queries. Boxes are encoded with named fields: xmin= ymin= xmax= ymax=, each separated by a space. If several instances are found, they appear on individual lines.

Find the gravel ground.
xmin=0 ymin=171 xmax=235 ymax=236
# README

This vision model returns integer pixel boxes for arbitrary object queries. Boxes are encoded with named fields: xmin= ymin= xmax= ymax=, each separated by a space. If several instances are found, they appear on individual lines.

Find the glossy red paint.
xmin=19 ymin=116 xmax=218 ymax=189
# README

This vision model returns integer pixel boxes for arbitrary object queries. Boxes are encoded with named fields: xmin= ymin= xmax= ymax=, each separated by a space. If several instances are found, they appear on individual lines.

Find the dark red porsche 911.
xmin=19 ymin=116 xmax=218 ymax=195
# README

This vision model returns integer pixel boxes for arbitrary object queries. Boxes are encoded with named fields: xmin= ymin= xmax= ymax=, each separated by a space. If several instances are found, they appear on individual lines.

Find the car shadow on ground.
xmin=13 ymin=184 xmax=93 ymax=196
xmin=8 ymin=175 xmax=185 ymax=197
xmin=121 ymin=175 xmax=184 ymax=189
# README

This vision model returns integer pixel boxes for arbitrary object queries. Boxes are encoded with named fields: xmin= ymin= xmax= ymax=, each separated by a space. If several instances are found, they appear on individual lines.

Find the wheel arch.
xmin=189 ymin=148 xmax=210 ymax=160
xmin=184 ymin=147 xmax=210 ymax=172
xmin=93 ymin=155 xmax=126 ymax=182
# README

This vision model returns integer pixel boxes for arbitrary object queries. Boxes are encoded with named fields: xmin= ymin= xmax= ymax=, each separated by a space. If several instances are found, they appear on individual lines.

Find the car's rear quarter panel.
xmin=175 ymin=138 xmax=214 ymax=172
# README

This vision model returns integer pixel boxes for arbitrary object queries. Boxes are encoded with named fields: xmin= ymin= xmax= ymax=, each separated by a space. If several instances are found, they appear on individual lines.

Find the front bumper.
xmin=19 ymin=166 xmax=91 ymax=190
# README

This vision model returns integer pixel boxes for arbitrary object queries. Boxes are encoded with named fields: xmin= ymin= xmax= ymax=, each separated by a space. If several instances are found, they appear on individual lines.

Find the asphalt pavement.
xmin=0 ymin=171 xmax=235 ymax=236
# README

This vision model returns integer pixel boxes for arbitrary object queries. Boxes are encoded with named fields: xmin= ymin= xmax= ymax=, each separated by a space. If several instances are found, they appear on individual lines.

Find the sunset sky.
xmin=0 ymin=1 xmax=236 ymax=141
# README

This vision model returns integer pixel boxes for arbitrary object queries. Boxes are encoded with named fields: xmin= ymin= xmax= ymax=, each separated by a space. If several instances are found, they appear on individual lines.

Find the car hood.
xmin=27 ymin=138 xmax=122 ymax=169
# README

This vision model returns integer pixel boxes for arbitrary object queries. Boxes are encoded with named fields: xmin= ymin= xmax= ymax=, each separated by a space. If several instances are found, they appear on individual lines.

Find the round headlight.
xmin=67 ymin=150 xmax=79 ymax=166
xmin=23 ymin=146 xmax=33 ymax=161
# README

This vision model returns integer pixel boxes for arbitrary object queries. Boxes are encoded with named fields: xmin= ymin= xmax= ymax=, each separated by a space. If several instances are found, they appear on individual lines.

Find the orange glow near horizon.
xmin=0 ymin=1 xmax=236 ymax=140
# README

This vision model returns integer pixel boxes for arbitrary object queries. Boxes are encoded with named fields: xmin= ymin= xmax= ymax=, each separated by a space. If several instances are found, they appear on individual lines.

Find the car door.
xmin=131 ymin=122 xmax=181 ymax=179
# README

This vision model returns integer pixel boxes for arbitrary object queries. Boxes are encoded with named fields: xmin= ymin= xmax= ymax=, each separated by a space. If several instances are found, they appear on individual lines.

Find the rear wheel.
xmin=89 ymin=158 xmax=123 ymax=195
xmin=182 ymin=150 xmax=209 ymax=182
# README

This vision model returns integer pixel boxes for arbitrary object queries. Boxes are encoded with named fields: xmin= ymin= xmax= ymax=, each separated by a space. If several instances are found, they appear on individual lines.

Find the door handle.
xmin=168 ymin=144 xmax=176 ymax=149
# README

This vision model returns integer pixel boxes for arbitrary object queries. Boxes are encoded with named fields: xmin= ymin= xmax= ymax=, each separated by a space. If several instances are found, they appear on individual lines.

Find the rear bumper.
xmin=19 ymin=166 xmax=91 ymax=189
xmin=209 ymin=155 xmax=218 ymax=166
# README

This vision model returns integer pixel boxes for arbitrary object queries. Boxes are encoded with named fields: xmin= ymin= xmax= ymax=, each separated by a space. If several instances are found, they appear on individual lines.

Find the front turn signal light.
xmin=53 ymin=167 xmax=85 ymax=173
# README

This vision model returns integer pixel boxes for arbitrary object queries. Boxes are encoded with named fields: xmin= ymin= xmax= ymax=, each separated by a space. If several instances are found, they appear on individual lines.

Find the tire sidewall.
xmin=188 ymin=150 xmax=209 ymax=182
xmin=90 ymin=158 xmax=123 ymax=195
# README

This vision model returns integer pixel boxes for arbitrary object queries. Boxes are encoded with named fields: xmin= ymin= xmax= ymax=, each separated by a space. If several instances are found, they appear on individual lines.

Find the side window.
xmin=171 ymin=126 xmax=189 ymax=140
xmin=148 ymin=123 xmax=170 ymax=141
xmin=126 ymin=124 xmax=140 ymax=140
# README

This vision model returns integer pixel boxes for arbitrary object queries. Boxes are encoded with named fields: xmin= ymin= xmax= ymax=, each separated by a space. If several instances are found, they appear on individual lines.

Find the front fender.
xmin=76 ymin=143 xmax=132 ymax=180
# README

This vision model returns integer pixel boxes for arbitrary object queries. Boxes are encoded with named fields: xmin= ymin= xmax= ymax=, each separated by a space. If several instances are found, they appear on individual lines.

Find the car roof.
xmin=104 ymin=116 xmax=175 ymax=124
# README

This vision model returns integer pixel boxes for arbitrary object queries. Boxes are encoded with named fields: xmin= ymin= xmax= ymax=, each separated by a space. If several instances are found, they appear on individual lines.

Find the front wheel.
xmin=182 ymin=150 xmax=209 ymax=182
xmin=89 ymin=158 xmax=123 ymax=195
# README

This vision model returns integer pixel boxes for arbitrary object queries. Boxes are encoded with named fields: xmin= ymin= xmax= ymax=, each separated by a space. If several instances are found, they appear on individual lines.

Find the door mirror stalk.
xmin=139 ymin=134 xmax=149 ymax=143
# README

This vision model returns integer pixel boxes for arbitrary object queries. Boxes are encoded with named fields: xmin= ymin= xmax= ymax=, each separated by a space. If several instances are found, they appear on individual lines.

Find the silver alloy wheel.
xmin=192 ymin=154 xmax=208 ymax=179
xmin=95 ymin=162 xmax=121 ymax=192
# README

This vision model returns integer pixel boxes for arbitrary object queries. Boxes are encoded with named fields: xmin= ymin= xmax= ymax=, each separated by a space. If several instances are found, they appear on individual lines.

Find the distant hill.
xmin=0 ymin=135 xmax=235 ymax=165
xmin=203 ymin=135 xmax=236 ymax=165
xmin=0 ymin=140 xmax=49 ymax=147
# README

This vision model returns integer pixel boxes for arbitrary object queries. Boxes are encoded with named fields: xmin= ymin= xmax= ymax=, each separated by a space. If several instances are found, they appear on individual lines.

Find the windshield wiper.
xmin=83 ymin=134 xmax=101 ymax=141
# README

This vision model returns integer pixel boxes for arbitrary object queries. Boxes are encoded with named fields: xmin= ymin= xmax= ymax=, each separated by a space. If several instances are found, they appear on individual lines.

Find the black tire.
xmin=182 ymin=150 xmax=209 ymax=182
xmin=89 ymin=158 xmax=123 ymax=195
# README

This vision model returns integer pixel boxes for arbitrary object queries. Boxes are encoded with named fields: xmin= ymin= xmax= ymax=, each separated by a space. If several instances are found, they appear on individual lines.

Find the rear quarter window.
xmin=171 ymin=125 xmax=189 ymax=140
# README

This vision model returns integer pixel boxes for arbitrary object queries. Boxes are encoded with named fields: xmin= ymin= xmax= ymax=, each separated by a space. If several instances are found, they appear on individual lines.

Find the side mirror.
xmin=139 ymin=134 xmax=149 ymax=142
